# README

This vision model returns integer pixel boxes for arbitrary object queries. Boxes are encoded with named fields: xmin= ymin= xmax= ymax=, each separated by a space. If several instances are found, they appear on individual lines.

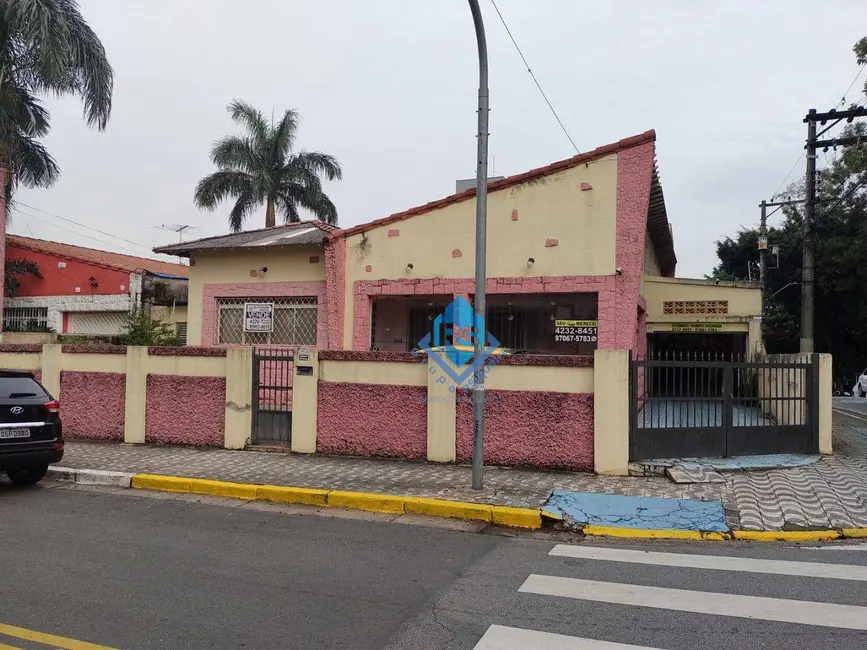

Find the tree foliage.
xmin=194 ymin=100 xmax=343 ymax=231
xmin=0 ymin=0 xmax=114 ymax=205
xmin=710 ymin=42 xmax=867 ymax=381
xmin=117 ymin=307 xmax=181 ymax=346
xmin=4 ymin=255 xmax=40 ymax=296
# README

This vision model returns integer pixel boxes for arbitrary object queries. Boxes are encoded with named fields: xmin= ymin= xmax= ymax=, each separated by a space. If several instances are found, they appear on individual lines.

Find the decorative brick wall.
xmin=324 ymin=238 xmax=346 ymax=350
xmin=60 ymin=370 xmax=126 ymax=440
xmin=146 ymin=375 xmax=226 ymax=446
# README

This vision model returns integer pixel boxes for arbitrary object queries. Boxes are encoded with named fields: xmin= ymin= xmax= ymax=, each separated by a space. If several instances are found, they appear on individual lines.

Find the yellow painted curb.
xmin=582 ymin=525 xmax=731 ymax=541
xmin=256 ymin=484 xmax=329 ymax=507
xmin=842 ymin=528 xmax=867 ymax=539
xmin=405 ymin=497 xmax=492 ymax=522
xmin=131 ymin=474 xmax=192 ymax=493
xmin=128 ymin=473 xmax=543 ymax=529
xmin=187 ymin=478 xmax=258 ymax=500
xmin=327 ymin=491 xmax=408 ymax=514
xmin=733 ymin=530 xmax=841 ymax=542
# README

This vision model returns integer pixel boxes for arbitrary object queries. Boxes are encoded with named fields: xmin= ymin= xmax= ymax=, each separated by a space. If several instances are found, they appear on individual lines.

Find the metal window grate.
xmin=176 ymin=322 xmax=188 ymax=344
xmin=216 ymin=298 xmax=317 ymax=346
xmin=3 ymin=307 xmax=49 ymax=331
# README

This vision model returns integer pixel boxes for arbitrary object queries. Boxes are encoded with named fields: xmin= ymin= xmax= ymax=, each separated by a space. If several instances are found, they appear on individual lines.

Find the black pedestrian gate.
xmin=629 ymin=352 xmax=819 ymax=460
xmin=251 ymin=348 xmax=294 ymax=446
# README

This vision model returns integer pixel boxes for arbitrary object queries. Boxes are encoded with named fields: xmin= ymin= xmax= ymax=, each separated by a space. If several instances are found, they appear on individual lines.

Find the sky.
xmin=12 ymin=0 xmax=867 ymax=277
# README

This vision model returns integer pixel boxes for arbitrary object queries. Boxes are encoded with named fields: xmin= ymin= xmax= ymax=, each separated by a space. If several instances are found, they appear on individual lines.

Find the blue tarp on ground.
xmin=543 ymin=490 xmax=728 ymax=532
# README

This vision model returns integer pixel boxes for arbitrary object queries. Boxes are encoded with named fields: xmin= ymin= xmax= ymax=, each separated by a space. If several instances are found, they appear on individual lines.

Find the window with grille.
xmin=3 ymin=307 xmax=49 ymax=332
xmin=216 ymin=298 xmax=317 ymax=346
xmin=175 ymin=322 xmax=188 ymax=344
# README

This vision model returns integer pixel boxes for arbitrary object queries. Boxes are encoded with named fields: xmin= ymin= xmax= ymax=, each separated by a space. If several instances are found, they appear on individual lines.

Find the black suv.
xmin=0 ymin=370 xmax=63 ymax=486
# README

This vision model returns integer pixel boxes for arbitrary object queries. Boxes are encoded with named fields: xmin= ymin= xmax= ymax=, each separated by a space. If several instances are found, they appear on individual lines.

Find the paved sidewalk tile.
xmin=55 ymin=414 xmax=867 ymax=530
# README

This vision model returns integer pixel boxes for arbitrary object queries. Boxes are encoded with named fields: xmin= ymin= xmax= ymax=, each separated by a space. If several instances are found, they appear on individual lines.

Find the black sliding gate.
xmin=629 ymin=352 xmax=819 ymax=460
xmin=251 ymin=348 xmax=294 ymax=446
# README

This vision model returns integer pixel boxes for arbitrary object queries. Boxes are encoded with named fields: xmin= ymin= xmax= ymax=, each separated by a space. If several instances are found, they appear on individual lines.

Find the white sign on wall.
xmin=244 ymin=302 xmax=273 ymax=332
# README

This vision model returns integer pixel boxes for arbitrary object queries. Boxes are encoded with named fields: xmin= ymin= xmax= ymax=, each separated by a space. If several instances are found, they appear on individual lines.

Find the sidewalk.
xmin=53 ymin=414 xmax=867 ymax=532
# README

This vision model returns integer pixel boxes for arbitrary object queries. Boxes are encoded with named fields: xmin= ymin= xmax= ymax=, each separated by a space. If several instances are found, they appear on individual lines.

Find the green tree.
xmin=0 ymin=0 xmax=114 ymax=209
xmin=194 ymin=100 xmax=343 ymax=231
xmin=3 ymin=256 xmax=40 ymax=296
xmin=117 ymin=307 xmax=181 ymax=346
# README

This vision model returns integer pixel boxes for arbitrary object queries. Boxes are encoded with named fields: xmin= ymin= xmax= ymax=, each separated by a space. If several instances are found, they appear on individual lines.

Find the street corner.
xmin=542 ymin=489 xmax=729 ymax=536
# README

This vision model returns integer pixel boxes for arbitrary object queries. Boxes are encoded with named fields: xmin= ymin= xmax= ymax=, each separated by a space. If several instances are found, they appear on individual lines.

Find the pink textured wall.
xmin=615 ymin=141 xmax=654 ymax=351
xmin=324 ymin=238 xmax=346 ymax=350
xmin=352 ymin=275 xmax=618 ymax=351
xmin=146 ymin=375 xmax=225 ymax=446
xmin=317 ymin=381 xmax=427 ymax=459
xmin=456 ymin=389 xmax=594 ymax=470
xmin=201 ymin=281 xmax=327 ymax=348
xmin=60 ymin=371 xmax=125 ymax=441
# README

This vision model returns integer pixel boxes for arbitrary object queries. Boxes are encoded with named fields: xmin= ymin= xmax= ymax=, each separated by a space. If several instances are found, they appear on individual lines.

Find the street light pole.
xmin=468 ymin=0 xmax=489 ymax=490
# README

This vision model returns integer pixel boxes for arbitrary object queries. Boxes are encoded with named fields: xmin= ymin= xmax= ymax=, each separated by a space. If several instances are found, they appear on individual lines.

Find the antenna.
xmin=153 ymin=224 xmax=199 ymax=243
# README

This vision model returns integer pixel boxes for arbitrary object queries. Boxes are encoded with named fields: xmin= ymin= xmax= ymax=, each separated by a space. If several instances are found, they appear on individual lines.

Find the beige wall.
xmin=342 ymin=156 xmax=619 ymax=348
xmin=643 ymin=276 xmax=762 ymax=323
xmin=151 ymin=305 xmax=188 ymax=326
xmin=186 ymin=246 xmax=325 ymax=345
xmin=641 ymin=231 xmax=661 ymax=294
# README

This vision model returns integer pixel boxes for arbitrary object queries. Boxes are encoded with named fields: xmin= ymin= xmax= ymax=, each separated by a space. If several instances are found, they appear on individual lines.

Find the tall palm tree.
xmin=0 ymin=0 xmax=113 ymax=207
xmin=0 ymin=0 xmax=113 ymax=332
xmin=195 ymin=100 xmax=342 ymax=231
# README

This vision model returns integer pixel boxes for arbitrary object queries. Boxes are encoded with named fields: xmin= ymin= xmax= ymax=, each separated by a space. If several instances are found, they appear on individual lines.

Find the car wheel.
xmin=6 ymin=465 xmax=48 ymax=486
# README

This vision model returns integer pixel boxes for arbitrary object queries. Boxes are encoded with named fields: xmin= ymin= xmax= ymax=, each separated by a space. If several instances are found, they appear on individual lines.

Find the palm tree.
xmin=195 ymin=100 xmax=342 ymax=231
xmin=0 ymin=0 xmax=113 ymax=208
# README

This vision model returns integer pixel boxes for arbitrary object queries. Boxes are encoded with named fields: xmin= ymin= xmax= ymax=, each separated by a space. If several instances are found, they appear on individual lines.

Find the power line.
xmin=14 ymin=201 xmax=156 ymax=254
xmin=817 ymin=173 xmax=867 ymax=219
xmin=488 ymin=0 xmax=580 ymax=154
xmin=770 ymin=62 xmax=867 ymax=200
xmin=11 ymin=207 xmax=156 ymax=257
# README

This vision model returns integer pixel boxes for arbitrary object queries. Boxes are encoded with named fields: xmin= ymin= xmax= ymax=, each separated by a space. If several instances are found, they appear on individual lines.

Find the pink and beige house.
xmin=142 ymin=130 xmax=767 ymax=473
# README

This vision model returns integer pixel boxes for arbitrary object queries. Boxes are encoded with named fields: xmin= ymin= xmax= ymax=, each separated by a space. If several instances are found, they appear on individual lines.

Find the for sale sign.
xmin=244 ymin=302 xmax=273 ymax=332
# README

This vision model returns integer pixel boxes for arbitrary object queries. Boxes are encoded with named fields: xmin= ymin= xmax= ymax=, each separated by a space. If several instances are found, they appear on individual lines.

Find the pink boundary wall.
xmin=201 ymin=281 xmax=328 ymax=348
xmin=146 ymin=375 xmax=225 ymax=446
xmin=60 ymin=371 xmax=125 ymax=441
xmin=351 ymin=276 xmax=618 ymax=351
xmin=455 ymin=389 xmax=594 ymax=470
xmin=316 ymin=381 xmax=427 ymax=459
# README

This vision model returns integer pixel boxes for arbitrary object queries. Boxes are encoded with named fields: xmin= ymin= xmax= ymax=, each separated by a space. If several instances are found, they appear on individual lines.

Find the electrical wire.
xmin=770 ymin=62 xmax=867 ymax=200
xmin=488 ymin=0 xmax=580 ymax=154
xmin=14 ymin=201 xmax=156 ymax=254
xmin=817 ymin=173 xmax=867 ymax=219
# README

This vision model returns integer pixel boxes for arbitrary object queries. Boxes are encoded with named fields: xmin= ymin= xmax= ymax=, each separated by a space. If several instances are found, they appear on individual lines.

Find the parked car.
xmin=0 ymin=370 xmax=63 ymax=485
xmin=855 ymin=369 xmax=867 ymax=397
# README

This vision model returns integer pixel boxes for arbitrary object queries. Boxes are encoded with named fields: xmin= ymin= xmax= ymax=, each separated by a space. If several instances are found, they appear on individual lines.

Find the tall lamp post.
xmin=468 ymin=0 xmax=489 ymax=490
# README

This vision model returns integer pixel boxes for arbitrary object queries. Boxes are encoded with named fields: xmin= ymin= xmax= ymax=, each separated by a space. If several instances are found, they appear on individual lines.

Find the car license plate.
xmin=0 ymin=428 xmax=30 ymax=439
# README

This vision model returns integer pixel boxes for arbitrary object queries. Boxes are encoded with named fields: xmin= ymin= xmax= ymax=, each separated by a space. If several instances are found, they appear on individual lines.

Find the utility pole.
xmin=801 ymin=109 xmax=818 ymax=353
xmin=758 ymin=200 xmax=768 ymax=314
xmin=799 ymin=105 xmax=866 ymax=353
xmin=468 ymin=0 xmax=489 ymax=490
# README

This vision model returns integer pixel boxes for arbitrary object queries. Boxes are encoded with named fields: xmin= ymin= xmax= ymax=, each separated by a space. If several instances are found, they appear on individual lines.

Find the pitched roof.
xmin=7 ymin=235 xmax=189 ymax=277
xmin=331 ymin=130 xmax=666 ymax=244
xmin=153 ymin=220 xmax=338 ymax=257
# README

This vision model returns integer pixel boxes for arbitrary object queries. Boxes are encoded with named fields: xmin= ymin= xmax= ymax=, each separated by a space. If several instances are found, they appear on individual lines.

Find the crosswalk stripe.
xmin=519 ymin=575 xmax=867 ymax=630
xmin=473 ymin=624 xmax=662 ymax=650
xmin=549 ymin=544 xmax=867 ymax=581
xmin=803 ymin=543 xmax=867 ymax=551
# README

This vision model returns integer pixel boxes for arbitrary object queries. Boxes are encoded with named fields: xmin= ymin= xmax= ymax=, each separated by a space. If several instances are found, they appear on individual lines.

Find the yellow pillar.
xmin=818 ymin=353 xmax=833 ymax=455
xmin=124 ymin=346 xmax=148 ymax=444
xmin=427 ymin=362 xmax=456 ymax=462
xmin=224 ymin=347 xmax=253 ymax=450
xmin=291 ymin=350 xmax=318 ymax=453
xmin=41 ymin=343 xmax=62 ymax=399
xmin=594 ymin=348 xmax=630 ymax=476
xmin=748 ymin=317 xmax=765 ymax=358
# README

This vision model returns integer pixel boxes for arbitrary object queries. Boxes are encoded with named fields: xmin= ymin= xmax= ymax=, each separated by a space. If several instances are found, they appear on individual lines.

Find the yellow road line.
xmin=0 ymin=642 xmax=23 ymax=650
xmin=0 ymin=623 xmax=117 ymax=650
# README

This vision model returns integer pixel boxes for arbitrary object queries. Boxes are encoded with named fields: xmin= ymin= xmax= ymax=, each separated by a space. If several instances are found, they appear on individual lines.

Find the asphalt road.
xmin=835 ymin=395 xmax=867 ymax=417
xmin=2 ymin=483 xmax=867 ymax=650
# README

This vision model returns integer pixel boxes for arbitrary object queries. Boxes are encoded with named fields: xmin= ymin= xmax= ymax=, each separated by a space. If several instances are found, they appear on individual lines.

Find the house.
xmin=3 ymin=235 xmax=189 ymax=338
xmin=156 ymin=130 xmax=763 ymax=358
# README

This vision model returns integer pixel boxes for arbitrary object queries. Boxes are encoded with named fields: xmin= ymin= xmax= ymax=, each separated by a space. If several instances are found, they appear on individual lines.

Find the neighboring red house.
xmin=4 ymin=235 xmax=188 ymax=336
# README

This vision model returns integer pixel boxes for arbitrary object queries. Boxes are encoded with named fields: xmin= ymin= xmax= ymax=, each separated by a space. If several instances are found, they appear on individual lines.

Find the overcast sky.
xmin=12 ymin=1 xmax=867 ymax=277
